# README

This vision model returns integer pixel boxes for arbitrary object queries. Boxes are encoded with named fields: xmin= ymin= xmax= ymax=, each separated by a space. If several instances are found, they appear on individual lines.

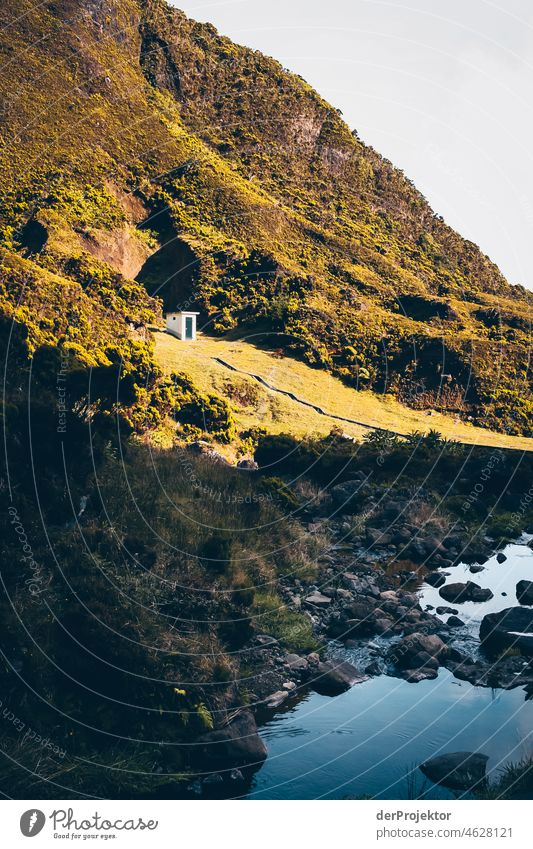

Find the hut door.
xmin=185 ymin=316 xmax=194 ymax=340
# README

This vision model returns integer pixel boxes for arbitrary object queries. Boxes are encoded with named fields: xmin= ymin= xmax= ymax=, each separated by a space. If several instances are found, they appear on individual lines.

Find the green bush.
xmin=172 ymin=372 xmax=236 ymax=442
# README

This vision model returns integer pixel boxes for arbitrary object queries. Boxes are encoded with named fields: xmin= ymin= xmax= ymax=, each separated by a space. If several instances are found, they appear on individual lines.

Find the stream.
xmin=245 ymin=538 xmax=533 ymax=799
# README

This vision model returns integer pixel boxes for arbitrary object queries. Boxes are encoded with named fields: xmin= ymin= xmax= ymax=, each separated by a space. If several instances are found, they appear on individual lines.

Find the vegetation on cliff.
xmin=1 ymin=0 xmax=533 ymax=800
xmin=0 ymin=0 xmax=531 ymax=437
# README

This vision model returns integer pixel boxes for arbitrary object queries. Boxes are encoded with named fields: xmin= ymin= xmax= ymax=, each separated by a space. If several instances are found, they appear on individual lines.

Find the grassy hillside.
xmin=2 ymin=0 xmax=533 ymax=800
xmin=155 ymin=331 xmax=533 ymax=452
xmin=0 ymin=0 xmax=531 ymax=437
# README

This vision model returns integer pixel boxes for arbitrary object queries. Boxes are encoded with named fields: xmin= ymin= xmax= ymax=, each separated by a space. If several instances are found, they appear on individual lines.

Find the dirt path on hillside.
xmin=211 ymin=356 xmax=404 ymax=436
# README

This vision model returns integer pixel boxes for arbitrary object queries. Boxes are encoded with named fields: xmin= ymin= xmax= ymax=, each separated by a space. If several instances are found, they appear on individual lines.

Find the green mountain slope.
xmin=0 ymin=0 xmax=531 ymax=434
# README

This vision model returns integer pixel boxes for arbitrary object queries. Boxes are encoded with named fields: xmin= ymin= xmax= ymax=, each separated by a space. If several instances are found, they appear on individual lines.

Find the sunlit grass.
xmin=154 ymin=330 xmax=533 ymax=452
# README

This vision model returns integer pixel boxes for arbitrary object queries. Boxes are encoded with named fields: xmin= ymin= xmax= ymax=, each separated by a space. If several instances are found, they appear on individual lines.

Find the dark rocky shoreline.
xmin=191 ymin=499 xmax=533 ymax=791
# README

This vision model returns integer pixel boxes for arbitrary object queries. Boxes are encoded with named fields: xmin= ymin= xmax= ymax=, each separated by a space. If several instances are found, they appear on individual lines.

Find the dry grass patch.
xmin=154 ymin=330 xmax=533 ymax=452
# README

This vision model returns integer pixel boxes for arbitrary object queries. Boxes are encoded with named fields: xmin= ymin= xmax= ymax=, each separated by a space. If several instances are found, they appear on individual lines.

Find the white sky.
xmin=174 ymin=0 xmax=533 ymax=290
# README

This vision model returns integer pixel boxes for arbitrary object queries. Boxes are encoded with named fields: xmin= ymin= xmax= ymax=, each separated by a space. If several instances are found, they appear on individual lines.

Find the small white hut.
xmin=166 ymin=311 xmax=199 ymax=341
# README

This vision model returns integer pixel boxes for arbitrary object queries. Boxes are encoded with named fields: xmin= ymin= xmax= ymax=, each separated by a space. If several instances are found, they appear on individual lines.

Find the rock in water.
xmin=310 ymin=660 xmax=367 ymax=695
xmin=480 ymin=607 xmax=533 ymax=655
xmin=265 ymin=691 xmax=289 ymax=709
xmin=420 ymin=752 xmax=488 ymax=791
xmin=396 ymin=632 xmax=448 ymax=666
xmin=439 ymin=581 xmax=493 ymax=603
xmin=196 ymin=710 xmax=267 ymax=768
xmin=516 ymin=580 xmax=533 ymax=606
xmin=425 ymin=571 xmax=446 ymax=588
xmin=393 ymin=632 xmax=448 ymax=681
xmin=447 ymin=615 xmax=465 ymax=627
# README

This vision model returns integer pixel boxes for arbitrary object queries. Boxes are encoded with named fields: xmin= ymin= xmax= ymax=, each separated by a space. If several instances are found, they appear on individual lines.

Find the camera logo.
xmin=20 ymin=810 xmax=46 ymax=837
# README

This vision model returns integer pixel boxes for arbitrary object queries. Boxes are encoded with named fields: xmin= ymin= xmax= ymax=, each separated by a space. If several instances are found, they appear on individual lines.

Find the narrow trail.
xmin=211 ymin=356 xmax=405 ymax=436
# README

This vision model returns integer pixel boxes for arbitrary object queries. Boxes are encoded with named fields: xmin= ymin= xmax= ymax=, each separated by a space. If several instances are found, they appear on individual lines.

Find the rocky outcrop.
xmin=439 ymin=581 xmax=493 ymax=603
xmin=425 ymin=571 xmax=446 ymax=588
xmin=237 ymin=458 xmax=259 ymax=471
xmin=310 ymin=660 xmax=367 ymax=695
xmin=398 ymin=632 xmax=448 ymax=661
xmin=391 ymin=632 xmax=448 ymax=681
xmin=305 ymin=592 xmax=333 ymax=608
xmin=444 ymin=651 xmax=532 ymax=690
xmin=420 ymin=752 xmax=488 ymax=791
xmin=516 ymin=580 xmax=533 ymax=606
xmin=480 ymin=607 xmax=533 ymax=655
xmin=447 ymin=615 xmax=465 ymax=627
xmin=196 ymin=710 xmax=267 ymax=769
xmin=329 ymin=477 xmax=369 ymax=511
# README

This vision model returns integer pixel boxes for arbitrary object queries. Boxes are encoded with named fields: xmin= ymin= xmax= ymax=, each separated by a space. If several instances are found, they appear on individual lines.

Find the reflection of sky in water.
xmin=250 ymin=671 xmax=533 ymax=800
xmin=419 ymin=540 xmax=533 ymax=634
xmin=249 ymin=541 xmax=533 ymax=800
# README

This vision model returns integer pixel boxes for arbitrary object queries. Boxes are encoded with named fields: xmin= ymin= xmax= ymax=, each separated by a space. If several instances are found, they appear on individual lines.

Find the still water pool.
xmin=246 ymin=541 xmax=533 ymax=799
xmin=247 ymin=670 xmax=532 ymax=799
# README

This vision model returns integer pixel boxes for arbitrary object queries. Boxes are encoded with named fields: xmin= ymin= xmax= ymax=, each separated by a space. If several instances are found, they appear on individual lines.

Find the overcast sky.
xmin=174 ymin=0 xmax=533 ymax=290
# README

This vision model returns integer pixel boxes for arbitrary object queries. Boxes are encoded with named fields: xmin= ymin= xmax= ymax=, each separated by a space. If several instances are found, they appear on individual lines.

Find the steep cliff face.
xmin=0 ymin=0 xmax=531 ymax=432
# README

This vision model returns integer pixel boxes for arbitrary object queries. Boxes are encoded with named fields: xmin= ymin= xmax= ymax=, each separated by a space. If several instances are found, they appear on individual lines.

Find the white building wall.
xmin=165 ymin=312 xmax=199 ymax=340
xmin=166 ymin=313 xmax=184 ymax=339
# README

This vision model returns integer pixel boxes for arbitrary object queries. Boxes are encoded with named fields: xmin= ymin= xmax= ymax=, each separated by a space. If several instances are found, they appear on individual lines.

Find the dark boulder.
xmin=342 ymin=599 xmax=378 ymax=620
xmin=237 ymin=458 xmax=259 ymax=471
xmin=330 ymin=599 xmax=385 ymax=638
xmin=407 ymin=539 xmax=428 ymax=561
xmin=305 ymin=592 xmax=332 ymax=608
xmin=463 ymin=544 xmax=492 ymax=564
xmin=480 ymin=607 xmax=533 ymax=655
xmin=496 ymin=552 xmax=507 ymax=564
xmin=516 ymin=580 xmax=533 ymax=606
xmin=425 ymin=571 xmax=446 ymax=588
xmin=196 ymin=710 xmax=267 ymax=768
xmin=283 ymin=653 xmax=309 ymax=672
xmin=447 ymin=616 xmax=465 ymax=627
xmin=393 ymin=632 xmax=447 ymax=670
xmin=330 ymin=478 xmax=367 ymax=510
xmin=365 ymin=660 xmax=385 ymax=676
xmin=420 ymin=752 xmax=488 ymax=791
xmin=439 ymin=581 xmax=493 ymax=604
xmin=366 ymin=527 xmax=393 ymax=546
xmin=404 ymin=667 xmax=438 ymax=682
xmin=408 ymin=651 xmax=439 ymax=671
xmin=443 ymin=534 xmax=464 ymax=550
xmin=310 ymin=660 xmax=367 ymax=696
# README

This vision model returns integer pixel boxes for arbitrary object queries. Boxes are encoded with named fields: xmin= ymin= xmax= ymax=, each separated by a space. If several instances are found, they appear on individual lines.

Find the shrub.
xmin=201 ymin=535 xmax=233 ymax=572
xmin=172 ymin=372 xmax=236 ymax=442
